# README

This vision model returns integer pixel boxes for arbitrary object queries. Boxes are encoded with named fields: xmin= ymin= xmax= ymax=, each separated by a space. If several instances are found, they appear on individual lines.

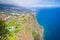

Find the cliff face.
xmin=0 ymin=13 xmax=43 ymax=40
xmin=17 ymin=14 xmax=43 ymax=40
xmin=0 ymin=4 xmax=43 ymax=40
xmin=16 ymin=14 xmax=43 ymax=40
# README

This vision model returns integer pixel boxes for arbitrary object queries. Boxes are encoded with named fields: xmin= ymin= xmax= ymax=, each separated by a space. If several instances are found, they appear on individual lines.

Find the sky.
xmin=0 ymin=0 xmax=60 ymax=7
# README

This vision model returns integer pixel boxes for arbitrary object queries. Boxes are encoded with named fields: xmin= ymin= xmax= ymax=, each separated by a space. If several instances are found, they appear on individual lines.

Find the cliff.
xmin=0 ymin=13 xmax=43 ymax=40
xmin=0 ymin=4 xmax=43 ymax=40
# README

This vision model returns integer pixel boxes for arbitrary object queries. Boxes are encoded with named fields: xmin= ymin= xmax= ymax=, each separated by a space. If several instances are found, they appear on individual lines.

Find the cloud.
xmin=0 ymin=0 xmax=39 ymax=5
xmin=0 ymin=0 xmax=60 ymax=7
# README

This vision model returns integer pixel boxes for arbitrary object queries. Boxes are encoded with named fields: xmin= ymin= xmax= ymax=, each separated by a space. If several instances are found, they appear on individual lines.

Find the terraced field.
xmin=0 ymin=13 xmax=43 ymax=40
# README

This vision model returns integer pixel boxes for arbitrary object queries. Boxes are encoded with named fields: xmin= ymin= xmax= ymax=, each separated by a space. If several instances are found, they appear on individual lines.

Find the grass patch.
xmin=25 ymin=28 xmax=31 ymax=34
xmin=6 ymin=18 xmax=17 ymax=27
xmin=32 ymin=30 xmax=37 ymax=37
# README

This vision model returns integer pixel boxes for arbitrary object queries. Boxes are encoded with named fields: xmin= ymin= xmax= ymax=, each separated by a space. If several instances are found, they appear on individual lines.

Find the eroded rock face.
xmin=0 ymin=13 xmax=43 ymax=40
xmin=0 ymin=4 xmax=43 ymax=40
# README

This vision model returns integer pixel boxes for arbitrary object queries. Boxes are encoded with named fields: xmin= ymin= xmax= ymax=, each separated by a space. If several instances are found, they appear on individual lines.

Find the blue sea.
xmin=36 ymin=7 xmax=60 ymax=40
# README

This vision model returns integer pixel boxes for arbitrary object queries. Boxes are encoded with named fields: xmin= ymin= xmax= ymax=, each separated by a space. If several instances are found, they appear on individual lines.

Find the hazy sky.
xmin=0 ymin=0 xmax=60 ymax=7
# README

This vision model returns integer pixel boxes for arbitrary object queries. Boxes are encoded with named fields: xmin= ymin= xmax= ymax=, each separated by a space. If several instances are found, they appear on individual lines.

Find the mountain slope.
xmin=0 ymin=4 xmax=43 ymax=40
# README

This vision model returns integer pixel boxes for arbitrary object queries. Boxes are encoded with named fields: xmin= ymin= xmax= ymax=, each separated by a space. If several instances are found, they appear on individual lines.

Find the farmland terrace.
xmin=0 ymin=13 xmax=43 ymax=40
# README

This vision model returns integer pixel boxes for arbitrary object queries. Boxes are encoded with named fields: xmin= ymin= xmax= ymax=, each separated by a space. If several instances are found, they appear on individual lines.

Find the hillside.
xmin=0 ymin=4 xmax=43 ymax=40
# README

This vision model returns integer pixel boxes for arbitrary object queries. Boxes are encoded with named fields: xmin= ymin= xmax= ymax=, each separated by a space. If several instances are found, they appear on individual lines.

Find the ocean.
xmin=36 ymin=7 xmax=60 ymax=40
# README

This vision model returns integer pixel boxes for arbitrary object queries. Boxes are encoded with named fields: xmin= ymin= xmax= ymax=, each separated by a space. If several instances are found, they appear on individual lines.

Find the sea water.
xmin=36 ymin=7 xmax=60 ymax=40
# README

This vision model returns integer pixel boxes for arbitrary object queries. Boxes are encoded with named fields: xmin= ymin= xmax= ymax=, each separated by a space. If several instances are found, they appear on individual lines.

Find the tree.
xmin=0 ymin=18 xmax=18 ymax=40
xmin=0 ymin=18 xmax=8 ymax=40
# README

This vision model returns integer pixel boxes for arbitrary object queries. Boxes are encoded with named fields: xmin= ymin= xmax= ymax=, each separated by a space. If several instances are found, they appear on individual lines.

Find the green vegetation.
xmin=14 ymin=20 xmax=25 ymax=33
xmin=6 ymin=34 xmax=18 ymax=40
xmin=25 ymin=28 xmax=31 ymax=34
xmin=0 ymin=18 xmax=16 ymax=40
xmin=0 ymin=14 xmax=39 ymax=40
xmin=0 ymin=18 xmax=9 ymax=40
xmin=6 ymin=18 xmax=17 ymax=27
xmin=34 ymin=34 xmax=41 ymax=40
xmin=32 ymin=30 xmax=37 ymax=37
xmin=0 ymin=14 xmax=25 ymax=40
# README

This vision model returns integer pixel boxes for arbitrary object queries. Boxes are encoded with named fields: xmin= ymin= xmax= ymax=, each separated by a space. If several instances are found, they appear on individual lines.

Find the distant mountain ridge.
xmin=0 ymin=4 xmax=16 ymax=7
xmin=0 ymin=4 xmax=33 ymax=14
